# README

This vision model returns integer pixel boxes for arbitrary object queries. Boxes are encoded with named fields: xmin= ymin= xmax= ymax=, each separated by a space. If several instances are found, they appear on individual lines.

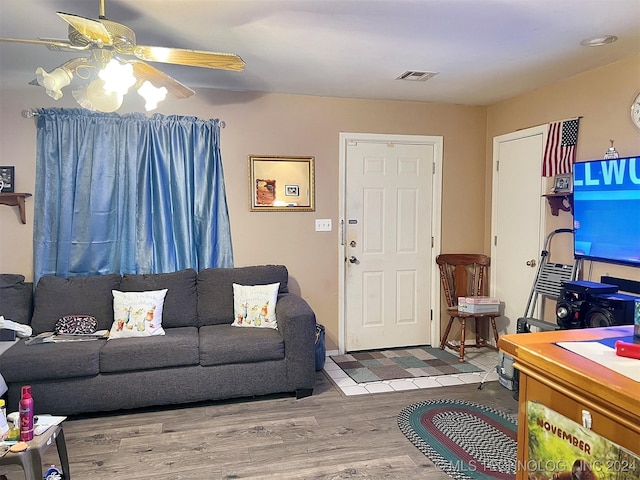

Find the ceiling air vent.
xmin=396 ymin=71 xmax=438 ymax=81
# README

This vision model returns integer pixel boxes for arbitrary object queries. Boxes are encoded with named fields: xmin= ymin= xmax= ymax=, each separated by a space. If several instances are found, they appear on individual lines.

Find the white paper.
xmin=557 ymin=341 xmax=640 ymax=382
xmin=34 ymin=415 xmax=66 ymax=427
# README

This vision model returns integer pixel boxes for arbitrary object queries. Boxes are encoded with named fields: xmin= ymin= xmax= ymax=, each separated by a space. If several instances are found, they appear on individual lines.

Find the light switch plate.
xmin=315 ymin=219 xmax=332 ymax=231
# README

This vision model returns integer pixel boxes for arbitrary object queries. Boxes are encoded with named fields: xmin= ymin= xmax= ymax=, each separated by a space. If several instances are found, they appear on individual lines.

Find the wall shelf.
xmin=542 ymin=193 xmax=572 ymax=216
xmin=0 ymin=193 xmax=32 ymax=224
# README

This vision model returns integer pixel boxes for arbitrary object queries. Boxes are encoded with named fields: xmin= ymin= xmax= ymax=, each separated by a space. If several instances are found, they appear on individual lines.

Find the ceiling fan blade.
xmin=0 ymin=37 xmax=80 ymax=51
xmin=40 ymin=37 xmax=90 ymax=52
xmin=129 ymin=60 xmax=195 ymax=99
xmin=133 ymin=46 xmax=245 ymax=71
xmin=57 ymin=12 xmax=113 ymax=46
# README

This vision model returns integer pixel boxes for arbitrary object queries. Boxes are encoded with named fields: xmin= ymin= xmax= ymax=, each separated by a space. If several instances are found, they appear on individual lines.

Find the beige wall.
xmin=0 ymin=87 xmax=487 ymax=351
xmin=486 ymin=54 xmax=640 ymax=288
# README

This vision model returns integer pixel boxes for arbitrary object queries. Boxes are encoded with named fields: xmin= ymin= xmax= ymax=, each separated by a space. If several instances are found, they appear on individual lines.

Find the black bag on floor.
xmin=315 ymin=323 xmax=326 ymax=371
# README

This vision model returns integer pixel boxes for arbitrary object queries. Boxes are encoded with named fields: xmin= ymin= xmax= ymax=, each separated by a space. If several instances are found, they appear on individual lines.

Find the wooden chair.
xmin=435 ymin=254 xmax=500 ymax=362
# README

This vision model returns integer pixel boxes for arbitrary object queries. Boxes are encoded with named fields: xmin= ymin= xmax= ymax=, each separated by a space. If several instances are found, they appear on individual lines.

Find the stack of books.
xmin=457 ymin=296 xmax=500 ymax=313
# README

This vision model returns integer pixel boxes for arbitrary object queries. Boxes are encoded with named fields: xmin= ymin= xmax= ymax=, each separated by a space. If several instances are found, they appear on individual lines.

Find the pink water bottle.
xmin=19 ymin=385 xmax=34 ymax=441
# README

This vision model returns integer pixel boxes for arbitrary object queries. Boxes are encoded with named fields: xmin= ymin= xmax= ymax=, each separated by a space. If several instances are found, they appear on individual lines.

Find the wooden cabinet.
xmin=499 ymin=326 xmax=639 ymax=480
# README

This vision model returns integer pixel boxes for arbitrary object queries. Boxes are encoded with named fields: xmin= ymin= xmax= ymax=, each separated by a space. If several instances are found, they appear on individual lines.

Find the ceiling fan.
xmin=0 ymin=0 xmax=245 ymax=111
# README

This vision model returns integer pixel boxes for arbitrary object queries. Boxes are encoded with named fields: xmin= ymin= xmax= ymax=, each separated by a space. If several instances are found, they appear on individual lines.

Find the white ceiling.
xmin=1 ymin=0 xmax=639 ymax=106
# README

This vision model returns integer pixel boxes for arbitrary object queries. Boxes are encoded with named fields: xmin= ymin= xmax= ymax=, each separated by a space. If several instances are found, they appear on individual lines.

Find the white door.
xmin=490 ymin=126 xmax=547 ymax=335
xmin=339 ymin=133 xmax=442 ymax=352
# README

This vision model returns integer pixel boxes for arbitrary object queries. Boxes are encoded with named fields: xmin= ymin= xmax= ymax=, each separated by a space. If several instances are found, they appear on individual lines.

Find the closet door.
xmin=491 ymin=126 xmax=547 ymax=335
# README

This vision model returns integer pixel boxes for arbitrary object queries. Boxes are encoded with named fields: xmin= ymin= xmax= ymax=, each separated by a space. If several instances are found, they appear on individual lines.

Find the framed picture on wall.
xmin=285 ymin=184 xmax=299 ymax=196
xmin=552 ymin=173 xmax=572 ymax=194
xmin=0 ymin=166 xmax=15 ymax=193
xmin=248 ymin=155 xmax=315 ymax=212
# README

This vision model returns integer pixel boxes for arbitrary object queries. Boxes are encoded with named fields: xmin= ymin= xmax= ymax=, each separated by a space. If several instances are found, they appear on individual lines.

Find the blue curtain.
xmin=34 ymin=108 xmax=233 ymax=281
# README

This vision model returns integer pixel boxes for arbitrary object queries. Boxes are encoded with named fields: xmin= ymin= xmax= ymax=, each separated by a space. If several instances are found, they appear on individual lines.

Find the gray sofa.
xmin=0 ymin=265 xmax=317 ymax=415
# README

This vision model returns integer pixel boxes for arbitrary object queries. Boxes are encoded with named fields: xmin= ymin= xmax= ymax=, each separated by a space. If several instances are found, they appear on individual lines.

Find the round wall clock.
xmin=631 ymin=91 xmax=640 ymax=131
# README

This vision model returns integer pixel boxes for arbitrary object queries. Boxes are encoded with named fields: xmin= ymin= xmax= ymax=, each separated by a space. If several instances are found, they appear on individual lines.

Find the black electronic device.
xmin=555 ymin=281 xmax=619 ymax=329
xmin=583 ymin=292 xmax=639 ymax=327
xmin=600 ymin=275 xmax=640 ymax=295
xmin=560 ymin=280 xmax=619 ymax=296
xmin=0 ymin=329 xmax=16 ymax=341
xmin=555 ymin=288 xmax=590 ymax=329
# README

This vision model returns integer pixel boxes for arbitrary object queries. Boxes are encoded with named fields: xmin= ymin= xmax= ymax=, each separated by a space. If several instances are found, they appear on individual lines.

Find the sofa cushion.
xmin=199 ymin=324 xmax=285 ymax=366
xmin=100 ymin=327 xmax=200 ymax=373
xmin=0 ymin=274 xmax=33 ymax=325
xmin=30 ymin=274 xmax=122 ymax=334
xmin=0 ymin=338 xmax=104 ymax=382
xmin=197 ymin=265 xmax=289 ymax=326
xmin=231 ymin=283 xmax=279 ymax=329
xmin=119 ymin=269 xmax=198 ymax=328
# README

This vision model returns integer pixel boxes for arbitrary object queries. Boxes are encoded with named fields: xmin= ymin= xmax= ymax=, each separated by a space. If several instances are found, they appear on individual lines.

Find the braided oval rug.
xmin=398 ymin=399 xmax=518 ymax=480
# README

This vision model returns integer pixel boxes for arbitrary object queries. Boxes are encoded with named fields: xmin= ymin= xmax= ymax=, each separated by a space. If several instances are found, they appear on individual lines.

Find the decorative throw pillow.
xmin=232 ymin=283 xmax=279 ymax=329
xmin=55 ymin=315 xmax=98 ymax=335
xmin=109 ymin=289 xmax=168 ymax=339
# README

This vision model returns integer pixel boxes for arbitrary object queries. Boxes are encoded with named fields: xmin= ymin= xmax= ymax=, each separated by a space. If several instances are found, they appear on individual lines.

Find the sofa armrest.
xmin=0 ymin=274 xmax=33 ymax=325
xmin=275 ymin=293 xmax=316 ymax=391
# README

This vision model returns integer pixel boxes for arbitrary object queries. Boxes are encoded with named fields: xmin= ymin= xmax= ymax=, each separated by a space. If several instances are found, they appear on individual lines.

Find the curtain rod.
xmin=21 ymin=109 xmax=226 ymax=128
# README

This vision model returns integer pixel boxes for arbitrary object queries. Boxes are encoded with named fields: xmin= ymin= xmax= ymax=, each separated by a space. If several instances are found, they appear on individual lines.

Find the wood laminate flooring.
xmin=1 ymin=373 xmax=517 ymax=479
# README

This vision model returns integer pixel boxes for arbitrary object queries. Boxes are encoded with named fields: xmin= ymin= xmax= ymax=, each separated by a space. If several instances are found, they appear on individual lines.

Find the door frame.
xmin=489 ymin=125 xmax=547 ymax=331
xmin=338 ymin=132 xmax=443 ymax=354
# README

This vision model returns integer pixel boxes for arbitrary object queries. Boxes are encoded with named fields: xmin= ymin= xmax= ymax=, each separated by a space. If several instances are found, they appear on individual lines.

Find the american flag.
xmin=542 ymin=118 xmax=580 ymax=177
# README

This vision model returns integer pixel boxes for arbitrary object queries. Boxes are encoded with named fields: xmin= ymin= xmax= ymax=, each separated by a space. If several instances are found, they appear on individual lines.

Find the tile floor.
xmin=323 ymin=347 xmax=501 ymax=396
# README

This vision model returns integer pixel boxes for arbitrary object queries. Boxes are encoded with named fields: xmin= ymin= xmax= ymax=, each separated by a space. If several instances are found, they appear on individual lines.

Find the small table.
xmin=0 ymin=424 xmax=70 ymax=480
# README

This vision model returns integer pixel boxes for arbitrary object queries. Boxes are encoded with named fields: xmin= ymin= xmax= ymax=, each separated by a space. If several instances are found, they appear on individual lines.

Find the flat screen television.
xmin=572 ymin=156 xmax=640 ymax=267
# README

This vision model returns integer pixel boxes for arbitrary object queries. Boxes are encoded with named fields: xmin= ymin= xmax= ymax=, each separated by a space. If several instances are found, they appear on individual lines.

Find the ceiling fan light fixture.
xmin=72 ymin=86 xmax=97 ymax=111
xmin=2 ymin=0 xmax=245 ymax=112
xmin=137 ymin=81 xmax=168 ymax=111
xmin=35 ymin=66 xmax=73 ymax=100
xmin=86 ymin=78 xmax=123 ymax=112
xmin=98 ymin=59 xmax=136 ymax=95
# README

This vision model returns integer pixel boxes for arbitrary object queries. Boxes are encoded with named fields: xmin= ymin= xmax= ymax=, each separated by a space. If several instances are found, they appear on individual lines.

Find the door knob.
xmin=348 ymin=256 xmax=358 ymax=264
xmin=526 ymin=259 xmax=537 ymax=267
